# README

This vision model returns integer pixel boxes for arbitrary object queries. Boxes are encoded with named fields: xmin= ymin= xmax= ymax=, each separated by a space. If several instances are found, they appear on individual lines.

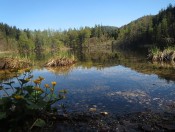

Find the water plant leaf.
xmin=32 ymin=118 xmax=46 ymax=128
xmin=5 ymin=88 xmax=11 ymax=90
xmin=1 ymin=97 xmax=11 ymax=104
xmin=0 ymin=86 xmax=3 ymax=90
xmin=31 ymin=91 xmax=43 ymax=97
xmin=52 ymin=94 xmax=57 ymax=98
xmin=0 ymin=112 xmax=6 ymax=119
xmin=0 ymin=99 xmax=2 ymax=104
xmin=23 ymin=86 xmax=34 ymax=94
xmin=25 ymin=98 xmax=46 ymax=109
xmin=0 ymin=71 xmax=66 ymax=131
xmin=19 ymin=79 xmax=29 ymax=85
xmin=26 ymin=103 xmax=40 ymax=110
xmin=3 ymin=81 xmax=15 ymax=86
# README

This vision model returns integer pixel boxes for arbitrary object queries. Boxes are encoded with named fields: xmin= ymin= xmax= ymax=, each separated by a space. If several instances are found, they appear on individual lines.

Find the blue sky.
xmin=0 ymin=0 xmax=174 ymax=30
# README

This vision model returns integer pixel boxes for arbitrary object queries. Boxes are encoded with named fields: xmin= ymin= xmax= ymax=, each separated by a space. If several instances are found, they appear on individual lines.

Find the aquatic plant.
xmin=0 ymin=68 xmax=67 ymax=131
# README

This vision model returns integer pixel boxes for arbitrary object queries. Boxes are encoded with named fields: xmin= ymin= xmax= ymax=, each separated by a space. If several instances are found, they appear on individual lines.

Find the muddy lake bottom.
xmin=44 ymin=110 xmax=175 ymax=132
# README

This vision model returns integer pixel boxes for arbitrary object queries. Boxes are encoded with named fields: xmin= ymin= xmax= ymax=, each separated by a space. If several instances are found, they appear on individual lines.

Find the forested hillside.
xmin=0 ymin=4 xmax=174 ymax=52
xmin=116 ymin=4 xmax=175 ymax=49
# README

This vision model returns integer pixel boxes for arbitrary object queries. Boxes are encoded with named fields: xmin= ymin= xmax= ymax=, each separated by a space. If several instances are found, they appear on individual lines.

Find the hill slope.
xmin=116 ymin=4 xmax=175 ymax=49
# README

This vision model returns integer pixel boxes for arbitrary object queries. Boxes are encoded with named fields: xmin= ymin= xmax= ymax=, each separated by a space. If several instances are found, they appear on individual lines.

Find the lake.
xmin=1 ymin=49 xmax=175 ymax=115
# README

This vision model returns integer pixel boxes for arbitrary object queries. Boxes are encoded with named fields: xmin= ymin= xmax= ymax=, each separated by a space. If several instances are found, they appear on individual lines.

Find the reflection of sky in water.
xmin=2 ymin=65 xmax=175 ymax=114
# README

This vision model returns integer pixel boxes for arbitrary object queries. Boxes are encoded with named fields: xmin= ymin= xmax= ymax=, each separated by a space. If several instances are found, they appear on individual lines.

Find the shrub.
xmin=0 ymin=68 xmax=67 ymax=131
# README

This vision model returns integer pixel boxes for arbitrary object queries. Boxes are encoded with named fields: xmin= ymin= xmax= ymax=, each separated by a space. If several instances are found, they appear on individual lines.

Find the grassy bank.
xmin=148 ymin=46 xmax=175 ymax=62
xmin=0 ymin=48 xmax=76 ymax=70
xmin=44 ymin=56 xmax=76 ymax=67
xmin=0 ymin=57 xmax=31 ymax=70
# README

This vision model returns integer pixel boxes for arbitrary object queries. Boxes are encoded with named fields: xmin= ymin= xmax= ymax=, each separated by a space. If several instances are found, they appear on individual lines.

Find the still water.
xmin=33 ymin=65 xmax=175 ymax=114
xmin=1 ymin=50 xmax=175 ymax=114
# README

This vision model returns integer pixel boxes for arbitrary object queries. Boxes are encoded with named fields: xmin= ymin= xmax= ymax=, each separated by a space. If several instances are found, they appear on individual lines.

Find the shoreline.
xmin=52 ymin=110 xmax=175 ymax=131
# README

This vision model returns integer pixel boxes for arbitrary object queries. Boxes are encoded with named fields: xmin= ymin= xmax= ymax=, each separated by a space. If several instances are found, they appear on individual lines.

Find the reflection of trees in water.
xmin=0 ymin=70 xmax=15 ymax=80
xmin=152 ymin=61 xmax=175 ymax=68
xmin=74 ymin=47 xmax=120 ymax=67
xmin=83 ymin=51 xmax=119 ymax=63
xmin=18 ymin=50 xmax=73 ymax=67
xmin=3 ymin=46 xmax=175 ymax=82
xmin=118 ymin=50 xmax=175 ymax=82
xmin=0 ymin=70 xmax=24 ymax=81
xmin=75 ymin=47 xmax=175 ymax=82
xmin=45 ymin=65 xmax=74 ymax=75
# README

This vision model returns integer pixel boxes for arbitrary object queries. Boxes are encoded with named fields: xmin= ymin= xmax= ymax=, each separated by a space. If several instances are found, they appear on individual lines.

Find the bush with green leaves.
xmin=0 ymin=68 xmax=67 ymax=131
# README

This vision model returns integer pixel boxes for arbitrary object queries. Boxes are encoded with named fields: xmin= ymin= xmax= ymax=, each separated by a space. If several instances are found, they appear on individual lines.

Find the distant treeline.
xmin=0 ymin=23 xmax=117 ymax=52
xmin=0 ymin=4 xmax=175 ymax=52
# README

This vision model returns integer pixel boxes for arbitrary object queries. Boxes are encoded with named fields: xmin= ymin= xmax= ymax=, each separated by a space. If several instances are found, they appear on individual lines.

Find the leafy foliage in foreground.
xmin=0 ymin=69 xmax=67 ymax=131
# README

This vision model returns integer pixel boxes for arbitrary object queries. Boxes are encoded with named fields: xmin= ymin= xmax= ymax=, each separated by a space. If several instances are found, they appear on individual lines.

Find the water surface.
xmin=1 ymin=49 xmax=175 ymax=115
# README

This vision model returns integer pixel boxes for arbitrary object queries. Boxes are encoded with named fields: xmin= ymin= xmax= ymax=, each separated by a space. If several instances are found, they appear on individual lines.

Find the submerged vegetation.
xmin=0 ymin=69 xmax=67 ymax=131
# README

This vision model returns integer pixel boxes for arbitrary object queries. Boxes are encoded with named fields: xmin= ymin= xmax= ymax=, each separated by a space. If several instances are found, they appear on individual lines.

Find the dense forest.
xmin=116 ymin=4 xmax=175 ymax=49
xmin=0 ymin=4 xmax=175 ymax=53
xmin=0 ymin=24 xmax=117 ymax=53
